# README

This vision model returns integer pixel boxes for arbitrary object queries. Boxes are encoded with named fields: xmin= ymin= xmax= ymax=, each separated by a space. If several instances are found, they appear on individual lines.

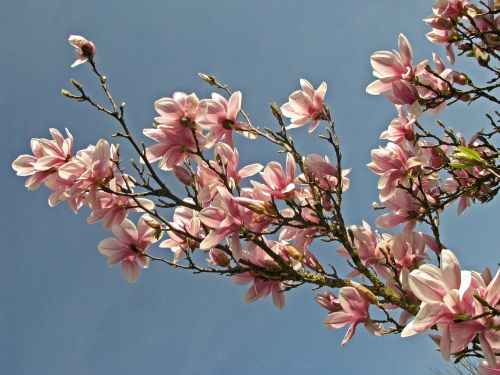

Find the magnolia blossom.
xmin=98 ymin=215 xmax=160 ymax=283
xmin=324 ymin=286 xmax=382 ymax=346
xmin=154 ymin=92 xmax=205 ymax=133
xmin=380 ymin=106 xmax=416 ymax=144
xmin=316 ymin=291 xmax=342 ymax=313
xmin=254 ymin=153 xmax=296 ymax=199
xmin=281 ymin=79 xmax=327 ymax=132
xmin=160 ymin=201 xmax=202 ymax=261
xmin=68 ymin=35 xmax=96 ymax=68
xmin=368 ymin=142 xmax=417 ymax=202
xmin=12 ymin=128 xmax=73 ymax=190
xmin=337 ymin=221 xmax=386 ymax=277
xmin=197 ymin=143 xmax=262 ymax=204
xmin=402 ymin=249 xmax=500 ymax=364
xmin=200 ymin=91 xmax=253 ymax=148
xmin=366 ymin=34 xmax=427 ymax=95
xmin=432 ymin=0 xmax=469 ymax=18
xmin=233 ymin=243 xmax=287 ymax=310
xmin=87 ymin=179 xmax=154 ymax=230
xmin=199 ymin=187 xmax=246 ymax=260
xmin=143 ymin=126 xmax=204 ymax=170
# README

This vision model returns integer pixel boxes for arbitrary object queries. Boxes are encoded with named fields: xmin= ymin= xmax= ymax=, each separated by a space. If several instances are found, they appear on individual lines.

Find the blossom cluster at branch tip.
xmin=11 ymin=9 xmax=500 ymax=371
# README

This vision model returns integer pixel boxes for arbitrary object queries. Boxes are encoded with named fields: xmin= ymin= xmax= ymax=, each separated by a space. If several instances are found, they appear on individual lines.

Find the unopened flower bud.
xmin=285 ymin=245 xmax=303 ymax=261
xmin=198 ymin=73 xmax=217 ymax=86
xmin=70 ymin=79 xmax=83 ymax=90
xmin=61 ymin=89 xmax=73 ymax=98
xmin=355 ymin=284 xmax=379 ymax=305
xmin=474 ymin=47 xmax=490 ymax=67
xmin=173 ymin=166 xmax=193 ymax=185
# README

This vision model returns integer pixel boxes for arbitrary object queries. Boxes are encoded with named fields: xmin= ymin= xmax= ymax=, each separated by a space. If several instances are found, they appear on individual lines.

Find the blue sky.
xmin=2 ymin=1 xmax=498 ymax=374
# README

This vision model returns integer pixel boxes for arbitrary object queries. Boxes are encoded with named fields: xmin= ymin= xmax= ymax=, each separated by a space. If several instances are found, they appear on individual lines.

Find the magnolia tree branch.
xmin=12 ymin=1 xmax=500 ymax=374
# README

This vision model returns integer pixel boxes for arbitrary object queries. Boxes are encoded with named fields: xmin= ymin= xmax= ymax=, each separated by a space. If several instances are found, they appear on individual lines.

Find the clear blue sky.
xmin=2 ymin=1 xmax=498 ymax=374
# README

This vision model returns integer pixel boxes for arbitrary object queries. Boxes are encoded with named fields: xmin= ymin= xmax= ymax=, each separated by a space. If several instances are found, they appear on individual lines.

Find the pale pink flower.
xmin=432 ymin=0 xmax=470 ymax=18
xmin=87 ymin=178 xmax=154 ymax=230
xmin=375 ymin=189 xmax=429 ymax=231
xmin=153 ymin=92 xmax=205 ymax=133
xmin=233 ymin=271 xmax=286 ymax=310
xmin=402 ymin=249 xmax=469 ymax=333
xmin=366 ymin=34 xmax=427 ymax=96
xmin=337 ymin=221 xmax=385 ymax=276
xmin=200 ymin=91 xmax=254 ymax=148
xmin=12 ymin=128 xmax=73 ymax=190
xmin=389 ymin=231 xmax=438 ymax=270
xmin=281 ymin=79 xmax=327 ymax=133
xmin=68 ymin=35 xmax=96 ymax=68
xmin=143 ymin=126 xmax=204 ymax=170
xmin=196 ymin=143 xmax=263 ymax=204
xmin=255 ymin=153 xmax=296 ymax=199
xmin=400 ymin=250 xmax=500 ymax=363
xmin=316 ymin=291 xmax=342 ymax=313
xmin=98 ymin=215 xmax=160 ymax=283
xmin=208 ymin=248 xmax=231 ymax=267
xmin=380 ymin=106 xmax=416 ymax=144
xmin=233 ymin=243 xmax=287 ymax=310
xmin=302 ymin=154 xmax=351 ymax=192
xmin=279 ymin=207 xmax=319 ymax=251
xmin=324 ymin=286 xmax=381 ymax=346
xmin=159 ymin=200 xmax=202 ymax=262
xmin=57 ymin=139 xmax=118 ymax=207
xmin=368 ymin=142 xmax=416 ymax=202
xmin=425 ymin=28 xmax=456 ymax=63
xmin=198 ymin=187 xmax=245 ymax=260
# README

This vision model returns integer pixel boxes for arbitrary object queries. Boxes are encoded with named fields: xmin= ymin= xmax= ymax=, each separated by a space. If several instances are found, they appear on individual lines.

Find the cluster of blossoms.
xmin=424 ymin=0 xmax=499 ymax=64
xmin=12 ymin=129 xmax=156 ymax=281
xmin=13 ymin=0 xmax=499 ymax=373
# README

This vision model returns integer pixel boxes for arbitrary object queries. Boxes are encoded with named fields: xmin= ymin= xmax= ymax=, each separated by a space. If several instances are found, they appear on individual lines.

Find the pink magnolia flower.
xmin=254 ymin=153 xmax=296 ymax=199
xmin=302 ymin=153 xmax=351 ymax=191
xmin=337 ymin=221 xmax=386 ymax=277
xmin=143 ymin=126 xmax=205 ymax=170
xmin=388 ymin=231 xmax=437 ymax=270
xmin=366 ymin=34 xmax=427 ymax=96
xmin=98 ymin=215 xmax=160 ymax=283
xmin=159 ymin=200 xmax=202 ymax=262
xmin=233 ymin=243 xmax=287 ymax=310
xmin=368 ymin=142 xmax=416 ymax=202
xmin=280 ymin=79 xmax=327 ymax=133
xmin=12 ymin=128 xmax=73 ymax=190
xmin=316 ymin=291 xmax=342 ymax=313
xmin=68 ymin=35 xmax=96 ymax=68
xmin=153 ymin=92 xmax=205 ymax=133
xmin=208 ymin=248 xmax=231 ymax=267
xmin=432 ymin=0 xmax=470 ymax=18
xmin=279 ymin=208 xmax=319 ymax=251
xmin=380 ymin=106 xmax=416 ymax=144
xmin=200 ymin=91 xmax=254 ymax=148
xmin=233 ymin=271 xmax=286 ymax=310
xmin=402 ymin=250 xmax=500 ymax=363
xmin=196 ymin=143 xmax=263 ymax=204
xmin=402 ymin=249 xmax=469 ymax=335
xmin=198 ymin=187 xmax=245 ymax=260
xmin=57 ymin=139 xmax=118 ymax=206
xmin=324 ymin=286 xmax=382 ymax=346
xmin=86 ymin=178 xmax=154 ymax=230
xmin=375 ymin=189 xmax=429 ymax=231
